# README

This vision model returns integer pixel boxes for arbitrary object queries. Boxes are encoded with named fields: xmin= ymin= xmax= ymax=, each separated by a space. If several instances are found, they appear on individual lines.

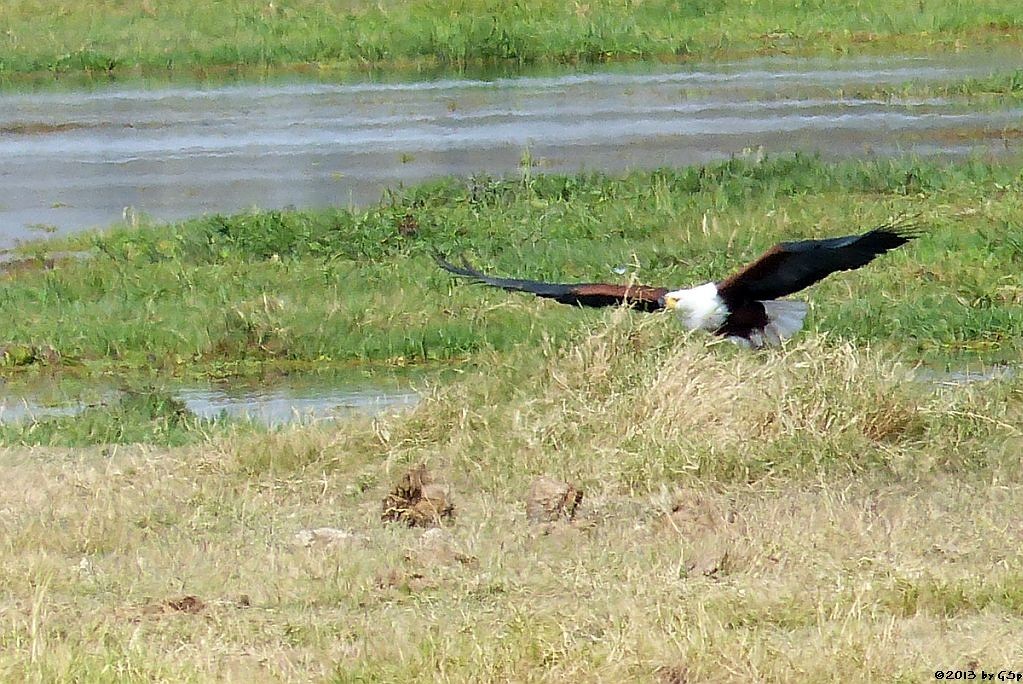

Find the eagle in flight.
xmin=436 ymin=219 xmax=919 ymax=348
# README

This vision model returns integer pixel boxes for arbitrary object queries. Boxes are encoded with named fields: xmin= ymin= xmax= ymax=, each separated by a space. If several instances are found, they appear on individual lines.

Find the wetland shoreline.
xmin=1 ymin=8 xmax=1022 ymax=675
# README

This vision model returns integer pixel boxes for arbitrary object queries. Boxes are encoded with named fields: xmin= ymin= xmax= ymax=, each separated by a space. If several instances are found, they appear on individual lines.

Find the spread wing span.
xmin=434 ymin=255 xmax=669 ymax=313
xmin=717 ymin=217 xmax=922 ymax=304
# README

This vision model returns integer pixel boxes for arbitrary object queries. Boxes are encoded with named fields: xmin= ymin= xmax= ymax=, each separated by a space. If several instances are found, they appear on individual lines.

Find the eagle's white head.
xmin=661 ymin=282 xmax=728 ymax=332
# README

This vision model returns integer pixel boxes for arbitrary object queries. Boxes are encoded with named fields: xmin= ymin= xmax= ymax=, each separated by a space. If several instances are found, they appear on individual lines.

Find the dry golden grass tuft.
xmin=0 ymin=316 xmax=1020 ymax=680
xmin=408 ymin=312 xmax=1018 ymax=490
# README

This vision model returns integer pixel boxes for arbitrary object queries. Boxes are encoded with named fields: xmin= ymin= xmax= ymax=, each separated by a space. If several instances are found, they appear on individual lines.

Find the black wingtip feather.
xmin=433 ymin=252 xmax=485 ymax=280
xmin=872 ymin=214 xmax=927 ymax=242
xmin=433 ymin=252 xmax=576 ymax=299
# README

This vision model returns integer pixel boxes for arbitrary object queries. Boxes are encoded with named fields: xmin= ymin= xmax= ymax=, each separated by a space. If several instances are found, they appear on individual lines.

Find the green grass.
xmin=1 ymin=0 xmax=1023 ymax=82
xmin=5 ymin=155 xmax=1022 ymax=380
xmin=849 ymin=68 xmax=1023 ymax=101
xmin=1 ymin=154 xmax=1020 ymax=448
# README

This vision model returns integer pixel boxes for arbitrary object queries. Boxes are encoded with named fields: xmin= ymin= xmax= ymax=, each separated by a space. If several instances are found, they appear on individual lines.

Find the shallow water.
xmin=2 ymin=54 xmax=1022 ymax=245
xmin=0 ymin=376 xmax=421 ymax=427
xmin=0 ymin=360 xmax=1015 ymax=429
xmin=912 ymin=365 xmax=1017 ymax=386
xmin=177 ymin=384 xmax=419 ymax=425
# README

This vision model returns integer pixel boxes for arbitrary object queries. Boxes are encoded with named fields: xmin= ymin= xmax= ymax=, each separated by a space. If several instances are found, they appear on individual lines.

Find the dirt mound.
xmin=381 ymin=465 xmax=455 ymax=527
xmin=138 ymin=595 xmax=206 ymax=617
xmin=525 ymin=476 xmax=584 ymax=524
xmin=656 ymin=663 xmax=689 ymax=684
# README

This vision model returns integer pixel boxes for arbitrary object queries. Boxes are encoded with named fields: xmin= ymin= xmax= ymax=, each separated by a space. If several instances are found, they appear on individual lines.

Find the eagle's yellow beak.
xmin=662 ymin=294 xmax=679 ymax=310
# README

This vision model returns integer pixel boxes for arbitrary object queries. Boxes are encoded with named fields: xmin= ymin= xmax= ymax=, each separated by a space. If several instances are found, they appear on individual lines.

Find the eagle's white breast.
xmin=664 ymin=282 xmax=728 ymax=332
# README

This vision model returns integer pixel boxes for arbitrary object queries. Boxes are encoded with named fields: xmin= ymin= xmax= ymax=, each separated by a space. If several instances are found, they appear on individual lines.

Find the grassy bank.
xmin=0 ymin=318 xmax=1019 ymax=680
xmin=0 ymin=154 xmax=1018 ymax=449
xmin=0 ymin=155 xmax=1020 ymax=678
xmin=5 ymin=155 xmax=1022 ymax=382
xmin=1 ymin=0 xmax=1022 ymax=82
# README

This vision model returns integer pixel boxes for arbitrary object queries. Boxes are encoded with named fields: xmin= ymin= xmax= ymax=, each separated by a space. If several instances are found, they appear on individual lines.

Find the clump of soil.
xmin=381 ymin=465 xmax=454 ymax=528
xmin=525 ymin=476 xmax=584 ymax=524
xmin=408 ymin=528 xmax=478 ymax=568
xmin=656 ymin=663 xmax=689 ymax=684
xmin=140 ymin=595 xmax=206 ymax=616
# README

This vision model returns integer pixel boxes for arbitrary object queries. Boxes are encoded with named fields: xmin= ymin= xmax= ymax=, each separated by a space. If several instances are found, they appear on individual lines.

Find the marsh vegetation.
xmin=1 ymin=155 xmax=1020 ymax=445
xmin=7 ymin=155 xmax=1021 ymax=376
xmin=0 ymin=154 xmax=1020 ymax=680
xmin=1 ymin=4 xmax=1022 ymax=669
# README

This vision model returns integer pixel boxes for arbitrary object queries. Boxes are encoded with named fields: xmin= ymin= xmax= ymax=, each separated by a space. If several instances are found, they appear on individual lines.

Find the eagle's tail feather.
xmin=761 ymin=300 xmax=808 ymax=345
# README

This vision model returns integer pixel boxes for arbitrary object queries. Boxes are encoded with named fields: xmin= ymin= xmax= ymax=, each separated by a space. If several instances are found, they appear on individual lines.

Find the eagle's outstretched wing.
xmin=717 ymin=217 xmax=922 ymax=304
xmin=435 ymin=255 xmax=669 ymax=313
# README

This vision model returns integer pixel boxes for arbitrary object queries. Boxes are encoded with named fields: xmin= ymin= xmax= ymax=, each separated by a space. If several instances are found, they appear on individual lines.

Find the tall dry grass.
xmin=360 ymin=312 xmax=1019 ymax=493
xmin=0 ymin=319 xmax=1019 ymax=681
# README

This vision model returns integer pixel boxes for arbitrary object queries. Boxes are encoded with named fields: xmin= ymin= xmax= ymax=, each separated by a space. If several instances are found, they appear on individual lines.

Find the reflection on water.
xmin=0 ymin=397 xmax=87 ymax=423
xmin=912 ymin=365 xmax=1017 ymax=386
xmin=0 ymin=376 xmax=421 ymax=427
xmin=0 ymin=360 xmax=1015 ymax=429
xmin=2 ymin=53 xmax=1022 ymax=245
xmin=177 ymin=385 xmax=419 ymax=425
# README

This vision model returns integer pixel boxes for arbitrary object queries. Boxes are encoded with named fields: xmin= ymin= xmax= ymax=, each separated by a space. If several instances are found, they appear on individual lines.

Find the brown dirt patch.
xmin=657 ymin=663 xmax=690 ymax=684
xmin=525 ymin=476 xmax=584 ymax=524
xmin=407 ymin=528 xmax=478 ymax=568
xmin=138 ymin=595 xmax=207 ymax=617
xmin=381 ymin=464 xmax=455 ymax=528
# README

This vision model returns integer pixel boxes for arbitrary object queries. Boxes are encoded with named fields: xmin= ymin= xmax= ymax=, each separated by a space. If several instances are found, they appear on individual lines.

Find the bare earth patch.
xmin=140 ymin=595 xmax=207 ymax=617
xmin=525 ymin=475 xmax=584 ymax=523
xmin=381 ymin=464 xmax=455 ymax=527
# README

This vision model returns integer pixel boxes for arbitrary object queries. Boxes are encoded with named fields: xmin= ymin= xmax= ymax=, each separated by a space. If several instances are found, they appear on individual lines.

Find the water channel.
xmin=3 ymin=53 xmax=1021 ymax=246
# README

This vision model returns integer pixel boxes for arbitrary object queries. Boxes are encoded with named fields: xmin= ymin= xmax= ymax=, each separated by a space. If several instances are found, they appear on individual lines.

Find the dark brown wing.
xmin=717 ymin=218 xmax=922 ymax=303
xmin=435 ymin=255 xmax=669 ymax=313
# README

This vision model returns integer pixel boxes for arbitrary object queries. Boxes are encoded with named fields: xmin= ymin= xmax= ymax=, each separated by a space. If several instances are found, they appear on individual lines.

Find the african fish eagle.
xmin=435 ymin=219 xmax=920 ymax=348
